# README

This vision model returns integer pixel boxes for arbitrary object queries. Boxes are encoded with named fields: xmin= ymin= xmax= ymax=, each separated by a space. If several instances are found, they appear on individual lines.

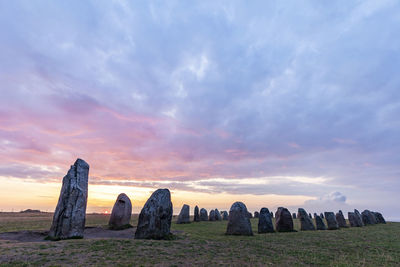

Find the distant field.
xmin=0 ymin=212 xmax=399 ymax=266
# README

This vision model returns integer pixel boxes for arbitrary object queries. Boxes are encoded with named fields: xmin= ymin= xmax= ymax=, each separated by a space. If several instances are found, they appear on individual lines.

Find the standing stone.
xmin=315 ymin=215 xmax=326 ymax=230
xmin=275 ymin=207 xmax=294 ymax=232
xmin=298 ymin=208 xmax=315 ymax=231
xmin=215 ymin=209 xmax=222 ymax=221
xmin=177 ymin=204 xmax=190 ymax=224
xmin=354 ymin=209 xmax=364 ymax=226
xmin=226 ymin=202 xmax=253 ymax=236
xmin=270 ymin=211 xmax=274 ymax=218
xmin=292 ymin=213 xmax=297 ymax=219
xmin=258 ymin=208 xmax=274 ymax=233
xmin=336 ymin=210 xmax=348 ymax=228
xmin=320 ymin=213 xmax=324 ymax=219
xmin=222 ymin=211 xmax=229 ymax=220
xmin=194 ymin=205 xmax=200 ymax=222
xmin=361 ymin=210 xmax=377 ymax=225
xmin=313 ymin=213 xmax=318 ymax=218
xmin=135 ymin=189 xmax=173 ymax=239
xmin=48 ymin=159 xmax=89 ymax=240
xmin=324 ymin=212 xmax=339 ymax=230
xmin=308 ymin=213 xmax=312 ymax=219
xmin=200 ymin=208 xmax=208 ymax=221
xmin=373 ymin=212 xmax=386 ymax=224
xmin=348 ymin=212 xmax=362 ymax=227
xmin=248 ymin=212 xmax=253 ymax=218
xmin=254 ymin=211 xmax=259 ymax=218
xmin=108 ymin=193 xmax=132 ymax=230
xmin=209 ymin=210 xmax=216 ymax=221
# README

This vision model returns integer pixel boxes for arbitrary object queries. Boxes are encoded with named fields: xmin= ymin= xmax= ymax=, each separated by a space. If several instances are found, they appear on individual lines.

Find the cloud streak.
xmin=0 ymin=1 xmax=399 ymax=218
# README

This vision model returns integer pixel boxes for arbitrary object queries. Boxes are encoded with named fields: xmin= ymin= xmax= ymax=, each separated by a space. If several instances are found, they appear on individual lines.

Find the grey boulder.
xmin=373 ymin=212 xmax=386 ymax=224
xmin=200 ymin=208 xmax=208 ymax=221
xmin=254 ymin=211 xmax=259 ymax=218
xmin=215 ymin=209 xmax=222 ymax=221
xmin=336 ymin=210 xmax=348 ymax=228
xmin=48 ymin=159 xmax=89 ymax=240
xmin=226 ymin=202 xmax=253 ymax=236
xmin=324 ymin=212 xmax=339 ymax=230
xmin=177 ymin=204 xmax=190 ymax=224
xmin=108 ymin=193 xmax=132 ymax=230
xmin=134 ymin=189 xmax=173 ymax=239
xmin=354 ymin=209 xmax=364 ymax=226
xmin=298 ymin=208 xmax=315 ymax=231
xmin=209 ymin=209 xmax=216 ymax=221
xmin=315 ymin=215 xmax=326 ymax=230
xmin=221 ymin=211 xmax=229 ymax=220
xmin=362 ymin=210 xmax=377 ymax=225
xmin=275 ymin=207 xmax=294 ymax=232
xmin=348 ymin=212 xmax=363 ymax=227
xmin=194 ymin=205 xmax=200 ymax=222
xmin=258 ymin=207 xmax=274 ymax=233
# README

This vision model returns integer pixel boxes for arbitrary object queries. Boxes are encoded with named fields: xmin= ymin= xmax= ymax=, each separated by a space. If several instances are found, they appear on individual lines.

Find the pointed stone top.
xmin=74 ymin=158 xmax=89 ymax=168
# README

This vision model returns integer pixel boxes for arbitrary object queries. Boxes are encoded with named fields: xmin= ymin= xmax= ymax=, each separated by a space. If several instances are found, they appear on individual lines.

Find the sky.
xmin=0 ymin=0 xmax=399 ymax=221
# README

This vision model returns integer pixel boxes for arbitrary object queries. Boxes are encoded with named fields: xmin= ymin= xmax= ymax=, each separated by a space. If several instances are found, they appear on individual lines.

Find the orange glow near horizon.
xmin=0 ymin=176 xmax=315 ymax=214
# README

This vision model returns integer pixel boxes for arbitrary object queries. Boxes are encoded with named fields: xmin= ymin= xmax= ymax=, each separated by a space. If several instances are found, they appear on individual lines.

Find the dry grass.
xmin=0 ymin=212 xmax=399 ymax=266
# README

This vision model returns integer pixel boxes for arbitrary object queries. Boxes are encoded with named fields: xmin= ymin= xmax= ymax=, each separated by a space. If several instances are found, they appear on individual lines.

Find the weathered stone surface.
xmin=177 ymin=204 xmax=190 ymax=224
xmin=254 ymin=211 xmax=259 ymax=218
xmin=194 ymin=205 xmax=200 ymax=222
xmin=209 ymin=209 xmax=216 ymax=221
xmin=292 ymin=213 xmax=297 ymax=219
xmin=134 ymin=189 xmax=173 ymax=239
xmin=200 ymin=208 xmax=208 ymax=221
xmin=221 ymin=211 xmax=228 ymax=220
xmin=258 ymin=208 xmax=274 ymax=233
xmin=315 ymin=215 xmax=326 ymax=230
xmin=348 ymin=212 xmax=362 ymax=227
xmin=48 ymin=159 xmax=89 ymax=240
xmin=275 ymin=207 xmax=294 ymax=232
xmin=215 ymin=209 xmax=222 ymax=221
xmin=373 ymin=212 xmax=386 ymax=224
xmin=226 ymin=202 xmax=253 ymax=236
xmin=324 ymin=212 xmax=339 ymax=230
xmin=361 ymin=210 xmax=377 ymax=225
xmin=298 ymin=208 xmax=315 ymax=231
xmin=108 ymin=193 xmax=132 ymax=230
xmin=354 ymin=209 xmax=364 ymax=226
xmin=336 ymin=210 xmax=348 ymax=228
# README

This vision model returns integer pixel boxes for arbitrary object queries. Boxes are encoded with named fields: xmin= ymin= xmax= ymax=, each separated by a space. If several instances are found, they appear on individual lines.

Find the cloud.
xmin=0 ymin=1 xmax=399 ymax=218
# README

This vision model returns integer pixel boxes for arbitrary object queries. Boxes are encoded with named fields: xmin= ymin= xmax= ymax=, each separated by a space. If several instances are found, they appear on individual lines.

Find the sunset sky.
xmin=0 ymin=1 xmax=399 ymax=220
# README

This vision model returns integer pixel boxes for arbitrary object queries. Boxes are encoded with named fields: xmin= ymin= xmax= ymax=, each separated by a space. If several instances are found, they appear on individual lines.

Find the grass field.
xmin=0 ymin=212 xmax=399 ymax=266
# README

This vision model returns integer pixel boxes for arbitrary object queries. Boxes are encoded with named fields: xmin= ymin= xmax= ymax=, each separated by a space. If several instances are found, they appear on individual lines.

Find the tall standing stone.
xmin=336 ymin=210 xmax=348 ymax=228
xmin=215 ymin=209 xmax=222 ymax=221
xmin=135 ymin=189 xmax=173 ymax=239
xmin=354 ymin=209 xmax=364 ymax=226
xmin=275 ymin=207 xmax=294 ymax=232
xmin=222 ymin=211 xmax=229 ymax=220
xmin=298 ymin=208 xmax=315 ymax=231
xmin=177 ymin=204 xmax=190 ymax=224
xmin=348 ymin=212 xmax=362 ymax=227
xmin=226 ymin=202 xmax=253 ymax=236
xmin=209 ymin=210 xmax=216 ymax=221
xmin=315 ymin=215 xmax=326 ymax=230
xmin=292 ymin=213 xmax=297 ymax=219
xmin=361 ymin=210 xmax=377 ymax=225
xmin=200 ymin=208 xmax=208 ymax=221
xmin=194 ymin=205 xmax=200 ymax=222
xmin=258 ymin=208 xmax=274 ymax=233
xmin=254 ymin=211 xmax=259 ymax=218
xmin=108 ymin=193 xmax=132 ymax=230
xmin=48 ymin=159 xmax=89 ymax=240
xmin=324 ymin=212 xmax=339 ymax=230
